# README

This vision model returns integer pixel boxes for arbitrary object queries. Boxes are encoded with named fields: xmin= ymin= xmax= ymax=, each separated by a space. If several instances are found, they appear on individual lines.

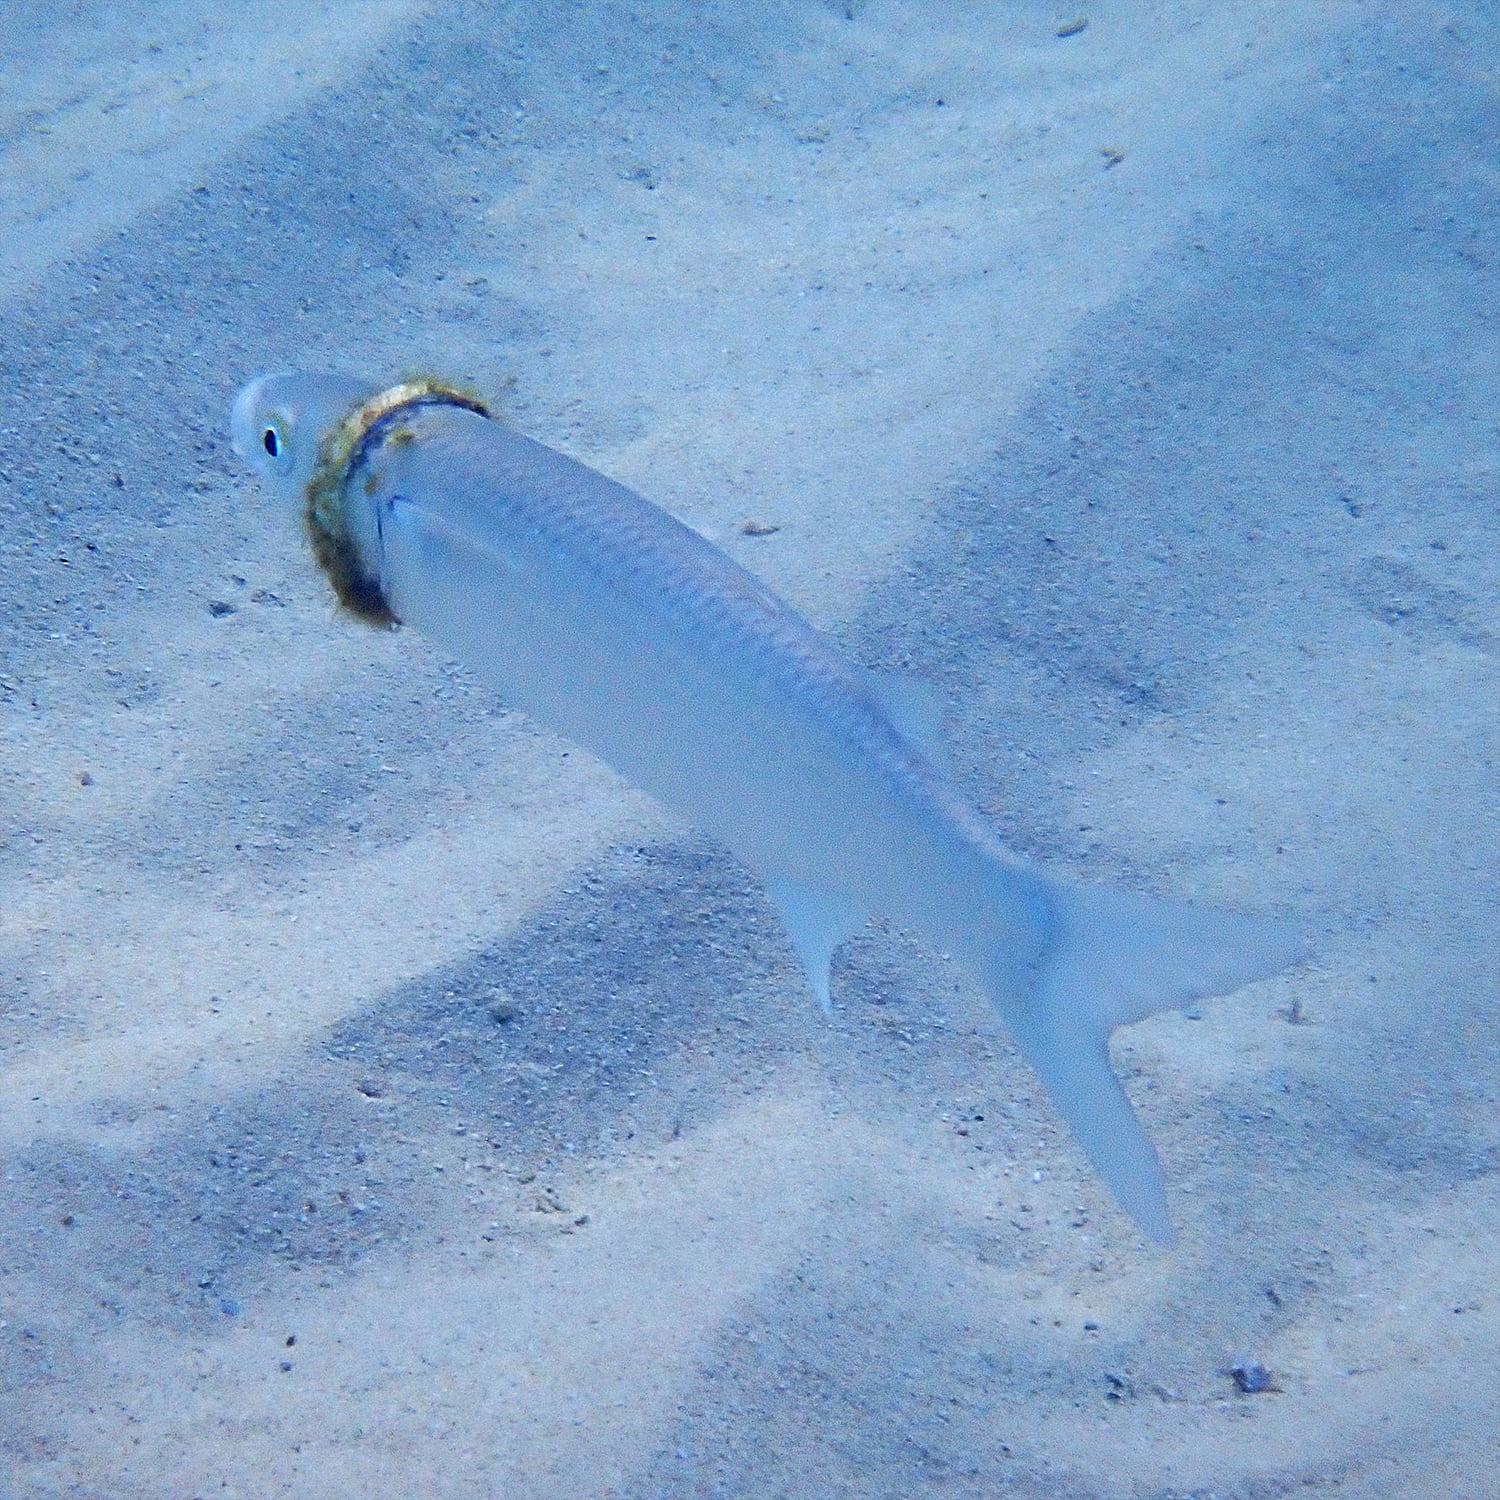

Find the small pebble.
xmin=208 ymin=600 xmax=237 ymax=618
xmin=356 ymin=1077 xmax=387 ymax=1098
xmin=1056 ymin=17 xmax=1088 ymax=38
xmin=1231 ymin=1362 xmax=1277 ymax=1394
xmin=739 ymin=519 xmax=781 ymax=536
xmin=219 ymin=1297 xmax=241 ymax=1318
xmin=488 ymin=995 xmax=521 ymax=1025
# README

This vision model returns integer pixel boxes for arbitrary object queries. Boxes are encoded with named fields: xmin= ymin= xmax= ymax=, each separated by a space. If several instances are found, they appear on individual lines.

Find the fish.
xmin=229 ymin=371 xmax=1304 ymax=1244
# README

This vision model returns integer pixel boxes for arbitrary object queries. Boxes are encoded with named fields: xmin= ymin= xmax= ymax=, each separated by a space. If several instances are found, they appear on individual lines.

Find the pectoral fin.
xmin=766 ymin=878 xmax=865 ymax=1015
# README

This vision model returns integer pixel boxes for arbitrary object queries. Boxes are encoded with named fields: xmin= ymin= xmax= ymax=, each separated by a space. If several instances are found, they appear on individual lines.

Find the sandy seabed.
xmin=1 ymin=3 xmax=1496 ymax=1497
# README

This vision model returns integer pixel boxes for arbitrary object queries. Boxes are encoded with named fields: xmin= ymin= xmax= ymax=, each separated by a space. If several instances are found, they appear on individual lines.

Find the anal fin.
xmin=766 ymin=878 xmax=865 ymax=1015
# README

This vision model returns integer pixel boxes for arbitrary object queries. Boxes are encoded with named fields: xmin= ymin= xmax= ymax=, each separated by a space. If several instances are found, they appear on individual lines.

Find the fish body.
xmin=231 ymin=374 xmax=1304 ymax=1243
xmin=370 ymin=403 xmax=1040 ymax=965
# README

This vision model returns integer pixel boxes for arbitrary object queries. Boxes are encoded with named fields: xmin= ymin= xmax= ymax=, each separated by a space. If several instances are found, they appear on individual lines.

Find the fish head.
xmin=231 ymin=370 xmax=396 ymax=622
xmin=229 ymin=371 xmax=375 ymax=502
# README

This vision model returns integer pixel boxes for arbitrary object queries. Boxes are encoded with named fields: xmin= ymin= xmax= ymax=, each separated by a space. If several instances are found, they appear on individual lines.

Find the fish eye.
xmin=263 ymin=427 xmax=281 ymax=458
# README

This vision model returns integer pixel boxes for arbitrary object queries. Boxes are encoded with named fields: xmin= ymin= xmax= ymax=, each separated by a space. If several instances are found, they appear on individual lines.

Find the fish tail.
xmin=982 ymin=871 xmax=1305 ymax=1245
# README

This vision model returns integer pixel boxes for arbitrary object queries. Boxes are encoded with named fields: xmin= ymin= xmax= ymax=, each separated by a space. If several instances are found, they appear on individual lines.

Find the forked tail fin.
xmin=992 ymin=877 xmax=1306 ymax=1245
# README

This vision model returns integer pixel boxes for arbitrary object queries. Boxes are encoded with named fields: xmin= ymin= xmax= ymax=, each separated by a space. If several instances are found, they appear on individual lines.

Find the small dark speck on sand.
xmin=1057 ymin=18 xmax=1088 ymax=39
xmin=740 ymin=519 xmax=782 ymax=536
xmin=1231 ymin=1362 xmax=1278 ymax=1394
xmin=356 ymin=1077 xmax=388 ymax=1098
xmin=208 ymin=600 xmax=237 ymax=617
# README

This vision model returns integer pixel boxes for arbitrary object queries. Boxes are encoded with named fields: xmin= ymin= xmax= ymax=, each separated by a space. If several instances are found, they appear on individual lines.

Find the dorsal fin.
xmin=860 ymin=668 xmax=952 ymax=777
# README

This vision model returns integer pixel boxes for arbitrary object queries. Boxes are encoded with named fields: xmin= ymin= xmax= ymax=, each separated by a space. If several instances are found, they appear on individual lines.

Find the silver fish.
xmin=230 ymin=372 xmax=1303 ymax=1244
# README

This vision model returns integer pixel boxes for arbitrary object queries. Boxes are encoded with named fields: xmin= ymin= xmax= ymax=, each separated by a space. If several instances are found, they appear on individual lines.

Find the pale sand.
xmin=1 ymin=2 xmax=1495 ymax=1496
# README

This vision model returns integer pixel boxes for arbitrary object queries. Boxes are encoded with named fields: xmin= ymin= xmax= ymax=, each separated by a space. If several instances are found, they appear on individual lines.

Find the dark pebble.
xmin=1231 ymin=1362 xmax=1277 ymax=1394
